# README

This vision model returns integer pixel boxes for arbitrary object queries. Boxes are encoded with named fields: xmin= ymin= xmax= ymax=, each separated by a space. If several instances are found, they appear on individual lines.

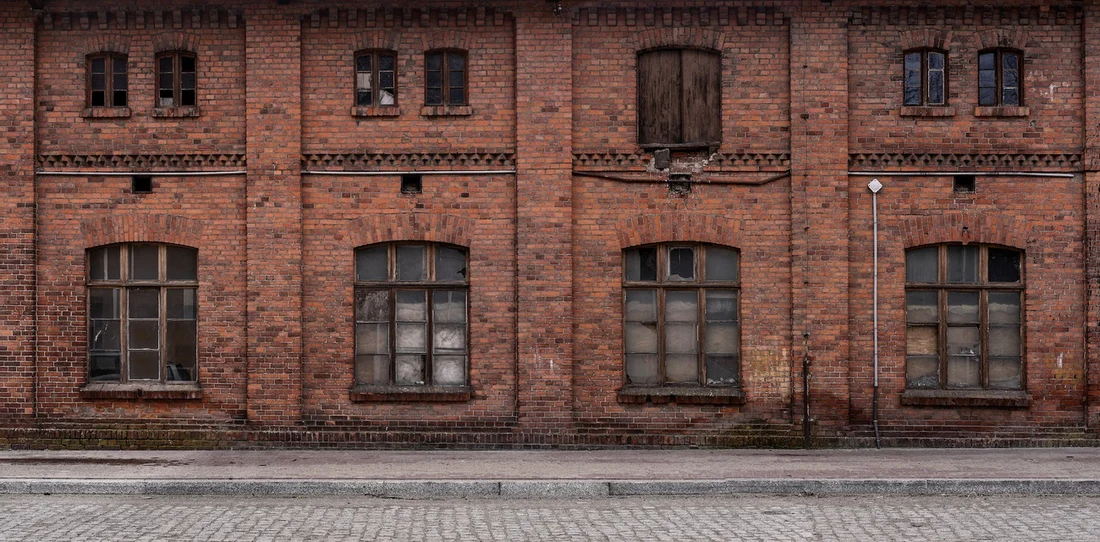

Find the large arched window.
xmin=87 ymin=243 xmax=198 ymax=382
xmin=155 ymin=51 xmax=197 ymax=108
xmin=637 ymin=48 xmax=721 ymax=148
xmin=905 ymin=244 xmax=1024 ymax=390
xmin=355 ymin=49 xmax=397 ymax=107
xmin=978 ymin=48 xmax=1022 ymax=106
xmin=87 ymin=52 xmax=128 ymax=108
xmin=354 ymin=243 xmax=469 ymax=387
xmin=622 ymin=243 xmax=740 ymax=387
xmin=424 ymin=49 xmax=467 ymax=106
xmin=903 ymin=48 xmax=947 ymax=106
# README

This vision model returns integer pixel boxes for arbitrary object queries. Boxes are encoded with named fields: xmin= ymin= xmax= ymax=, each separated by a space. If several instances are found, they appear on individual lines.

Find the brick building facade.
xmin=2 ymin=0 xmax=1099 ymax=448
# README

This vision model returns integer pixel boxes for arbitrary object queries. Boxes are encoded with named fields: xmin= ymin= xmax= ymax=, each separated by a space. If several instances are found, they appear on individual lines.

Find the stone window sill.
xmin=80 ymin=382 xmax=203 ymax=400
xmin=351 ymin=105 xmax=401 ymax=118
xmin=81 ymin=107 xmax=131 ymax=119
xmin=899 ymin=106 xmax=955 ymax=118
xmin=900 ymin=389 xmax=1029 ymax=408
xmin=421 ymin=105 xmax=473 ymax=117
xmin=152 ymin=106 xmax=200 ymax=118
xmin=350 ymin=385 xmax=471 ymax=403
xmin=618 ymin=386 xmax=746 ymax=405
xmin=974 ymin=106 xmax=1030 ymax=118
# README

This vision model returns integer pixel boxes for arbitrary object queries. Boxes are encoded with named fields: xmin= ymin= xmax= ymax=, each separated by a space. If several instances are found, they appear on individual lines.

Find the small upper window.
xmin=87 ymin=53 xmax=128 ymax=108
xmin=425 ymin=50 xmax=466 ymax=106
xmin=978 ymin=49 xmax=1022 ymax=107
xmin=355 ymin=49 xmax=397 ymax=107
xmin=156 ymin=51 xmax=197 ymax=108
xmin=903 ymin=49 xmax=947 ymax=106
xmin=637 ymin=48 xmax=721 ymax=148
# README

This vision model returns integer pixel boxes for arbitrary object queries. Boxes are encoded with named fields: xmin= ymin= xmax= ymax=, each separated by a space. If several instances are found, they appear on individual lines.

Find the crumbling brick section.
xmin=0 ymin=2 xmax=36 ymax=423
xmin=245 ymin=8 xmax=303 ymax=425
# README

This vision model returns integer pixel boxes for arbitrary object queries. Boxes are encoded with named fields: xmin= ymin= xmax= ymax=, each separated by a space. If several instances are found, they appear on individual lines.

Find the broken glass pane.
xmin=668 ymin=247 xmax=694 ymax=281
xmin=625 ymin=247 xmax=658 ymax=282
xmin=436 ymin=247 xmax=467 ymax=281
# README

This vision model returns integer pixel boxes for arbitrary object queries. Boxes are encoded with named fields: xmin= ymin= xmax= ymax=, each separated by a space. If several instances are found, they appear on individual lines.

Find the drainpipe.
xmin=802 ymin=332 xmax=811 ymax=449
xmin=868 ymin=178 xmax=883 ymax=448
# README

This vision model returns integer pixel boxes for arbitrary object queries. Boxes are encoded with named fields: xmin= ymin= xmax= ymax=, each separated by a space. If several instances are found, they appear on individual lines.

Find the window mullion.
xmin=426 ymin=286 xmax=434 ymax=386
xmin=697 ymin=288 xmax=705 ymax=386
xmin=980 ymin=289 xmax=989 ymax=389
xmin=657 ymin=288 xmax=666 ymax=385
xmin=937 ymin=288 xmax=946 ymax=389
xmin=389 ymin=286 xmax=397 ymax=384
xmin=159 ymin=286 xmax=167 ymax=383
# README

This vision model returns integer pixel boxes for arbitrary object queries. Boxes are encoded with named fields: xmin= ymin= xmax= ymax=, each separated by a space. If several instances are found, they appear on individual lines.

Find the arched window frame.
xmin=86 ymin=243 xmax=199 ymax=384
xmin=978 ymin=48 xmax=1023 ymax=107
xmin=424 ymin=49 xmax=467 ymax=106
xmin=622 ymin=243 xmax=741 ymax=388
xmin=903 ymin=47 xmax=948 ymax=106
xmin=354 ymin=48 xmax=398 ymax=107
xmin=155 ymin=50 xmax=198 ymax=108
xmin=86 ymin=52 xmax=128 ymax=108
xmin=904 ymin=243 xmax=1025 ymax=391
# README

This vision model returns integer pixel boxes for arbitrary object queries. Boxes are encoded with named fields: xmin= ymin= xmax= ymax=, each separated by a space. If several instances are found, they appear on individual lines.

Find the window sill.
xmin=639 ymin=142 xmax=721 ymax=152
xmin=80 ymin=382 xmax=203 ymax=401
xmin=420 ymin=105 xmax=473 ymax=117
xmin=900 ymin=389 xmax=1029 ymax=408
xmin=351 ymin=105 xmax=401 ymax=118
xmin=899 ymin=106 xmax=955 ymax=118
xmin=617 ymin=386 xmax=746 ymax=406
xmin=81 ymin=107 xmax=131 ymax=119
xmin=349 ymin=385 xmax=471 ymax=403
xmin=152 ymin=106 xmax=200 ymax=118
xmin=974 ymin=106 xmax=1030 ymax=118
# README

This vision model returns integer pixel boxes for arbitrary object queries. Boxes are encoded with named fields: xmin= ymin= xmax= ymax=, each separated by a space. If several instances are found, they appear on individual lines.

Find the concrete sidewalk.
xmin=1 ymin=448 xmax=1098 ymax=498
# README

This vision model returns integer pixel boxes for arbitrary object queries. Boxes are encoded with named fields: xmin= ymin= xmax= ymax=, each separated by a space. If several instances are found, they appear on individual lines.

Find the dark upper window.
xmin=905 ymin=244 xmax=1024 ymax=391
xmin=354 ymin=243 xmax=469 ymax=387
xmin=156 ymin=51 xmax=197 ymax=108
xmin=87 ymin=53 xmax=128 ymax=108
xmin=978 ymin=49 xmax=1022 ymax=106
xmin=903 ymin=49 xmax=947 ymax=106
xmin=622 ymin=244 xmax=740 ymax=387
xmin=637 ymin=48 xmax=721 ymax=148
xmin=424 ymin=50 xmax=466 ymax=106
xmin=355 ymin=49 xmax=397 ymax=107
xmin=87 ymin=244 xmax=198 ymax=383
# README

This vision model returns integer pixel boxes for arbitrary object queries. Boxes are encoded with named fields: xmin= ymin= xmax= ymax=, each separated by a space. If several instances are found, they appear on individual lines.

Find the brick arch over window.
xmin=977 ymin=28 xmax=1031 ymax=51
xmin=898 ymin=29 xmax=953 ymax=51
xmin=634 ymin=28 xmax=725 ymax=53
xmin=80 ymin=34 xmax=130 ymax=56
xmin=420 ymin=30 xmax=474 ymax=52
xmin=80 ymin=214 xmax=204 ymax=249
xmin=616 ymin=214 xmax=741 ymax=249
xmin=346 ymin=213 xmax=475 ymax=248
xmin=153 ymin=32 xmax=200 ymax=54
xmin=353 ymin=31 xmax=401 ymax=52
xmin=899 ymin=213 xmax=1031 ymax=250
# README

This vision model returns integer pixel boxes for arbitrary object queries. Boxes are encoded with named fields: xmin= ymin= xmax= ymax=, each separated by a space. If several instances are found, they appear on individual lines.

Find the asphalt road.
xmin=1 ymin=494 xmax=1098 ymax=541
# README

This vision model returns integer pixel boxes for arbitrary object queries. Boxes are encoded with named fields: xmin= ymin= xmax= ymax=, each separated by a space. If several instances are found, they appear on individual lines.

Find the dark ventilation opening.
xmin=669 ymin=173 xmax=692 ymax=196
xmin=132 ymin=175 xmax=153 ymax=193
xmin=953 ymin=175 xmax=976 ymax=193
xmin=401 ymin=174 xmax=423 ymax=194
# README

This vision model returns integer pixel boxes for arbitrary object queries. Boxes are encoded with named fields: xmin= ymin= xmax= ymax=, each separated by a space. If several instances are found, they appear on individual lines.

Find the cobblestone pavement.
xmin=1 ymin=494 xmax=1098 ymax=541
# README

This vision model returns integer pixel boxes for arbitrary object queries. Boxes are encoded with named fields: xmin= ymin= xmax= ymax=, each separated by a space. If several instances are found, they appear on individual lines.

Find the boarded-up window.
xmin=637 ymin=49 xmax=721 ymax=147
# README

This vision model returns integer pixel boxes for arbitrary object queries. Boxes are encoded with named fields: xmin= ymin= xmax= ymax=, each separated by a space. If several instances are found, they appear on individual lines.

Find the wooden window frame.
xmin=424 ymin=49 xmax=467 ymax=107
xmin=978 ymin=48 xmax=1023 ymax=107
xmin=905 ymin=244 xmax=1026 ymax=391
xmin=354 ymin=242 xmax=470 ymax=388
xmin=354 ymin=49 xmax=398 ymax=108
xmin=155 ymin=51 xmax=197 ymax=108
xmin=86 ymin=243 xmax=199 ymax=384
xmin=86 ymin=52 xmax=128 ymax=108
xmin=622 ymin=243 xmax=741 ymax=388
xmin=903 ymin=48 xmax=948 ymax=107
xmin=636 ymin=47 xmax=722 ymax=150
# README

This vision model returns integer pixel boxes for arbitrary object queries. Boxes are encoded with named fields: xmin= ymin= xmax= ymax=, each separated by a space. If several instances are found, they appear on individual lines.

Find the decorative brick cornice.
xmin=346 ymin=213 xmax=475 ymax=249
xmin=573 ymin=151 xmax=790 ymax=172
xmin=899 ymin=212 xmax=1032 ymax=250
xmin=37 ymin=153 xmax=247 ymax=171
xmin=302 ymin=152 xmax=514 ymax=171
xmin=40 ymin=9 xmax=241 ymax=32
xmin=573 ymin=6 xmax=786 ymax=27
xmin=616 ymin=213 xmax=742 ymax=249
xmin=849 ymin=5 xmax=1080 ymax=26
xmin=305 ymin=7 xmax=510 ymax=29
xmin=80 ymin=213 xmax=204 ymax=249
xmin=848 ymin=152 xmax=1080 ymax=172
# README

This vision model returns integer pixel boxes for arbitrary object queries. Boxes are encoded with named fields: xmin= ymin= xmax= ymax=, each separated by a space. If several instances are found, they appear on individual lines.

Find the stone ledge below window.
xmin=80 ymin=382 xmax=203 ymax=401
xmin=152 ymin=106 xmax=200 ymax=118
xmin=420 ymin=105 xmax=473 ymax=117
xmin=900 ymin=389 xmax=1029 ymax=408
xmin=974 ymin=105 xmax=1030 ymax=118
xmin=899 ymin=106 xmax=956 ymax=118
xmin=350 ymin=385 xmax=472 ymax=403
xmin=617 ymin=386 xmax=746 ymax=406
xmin=81 ymin=106 xmax=131 ymax=119
xmin=351 ymin=105 xmax=401 ymax=118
